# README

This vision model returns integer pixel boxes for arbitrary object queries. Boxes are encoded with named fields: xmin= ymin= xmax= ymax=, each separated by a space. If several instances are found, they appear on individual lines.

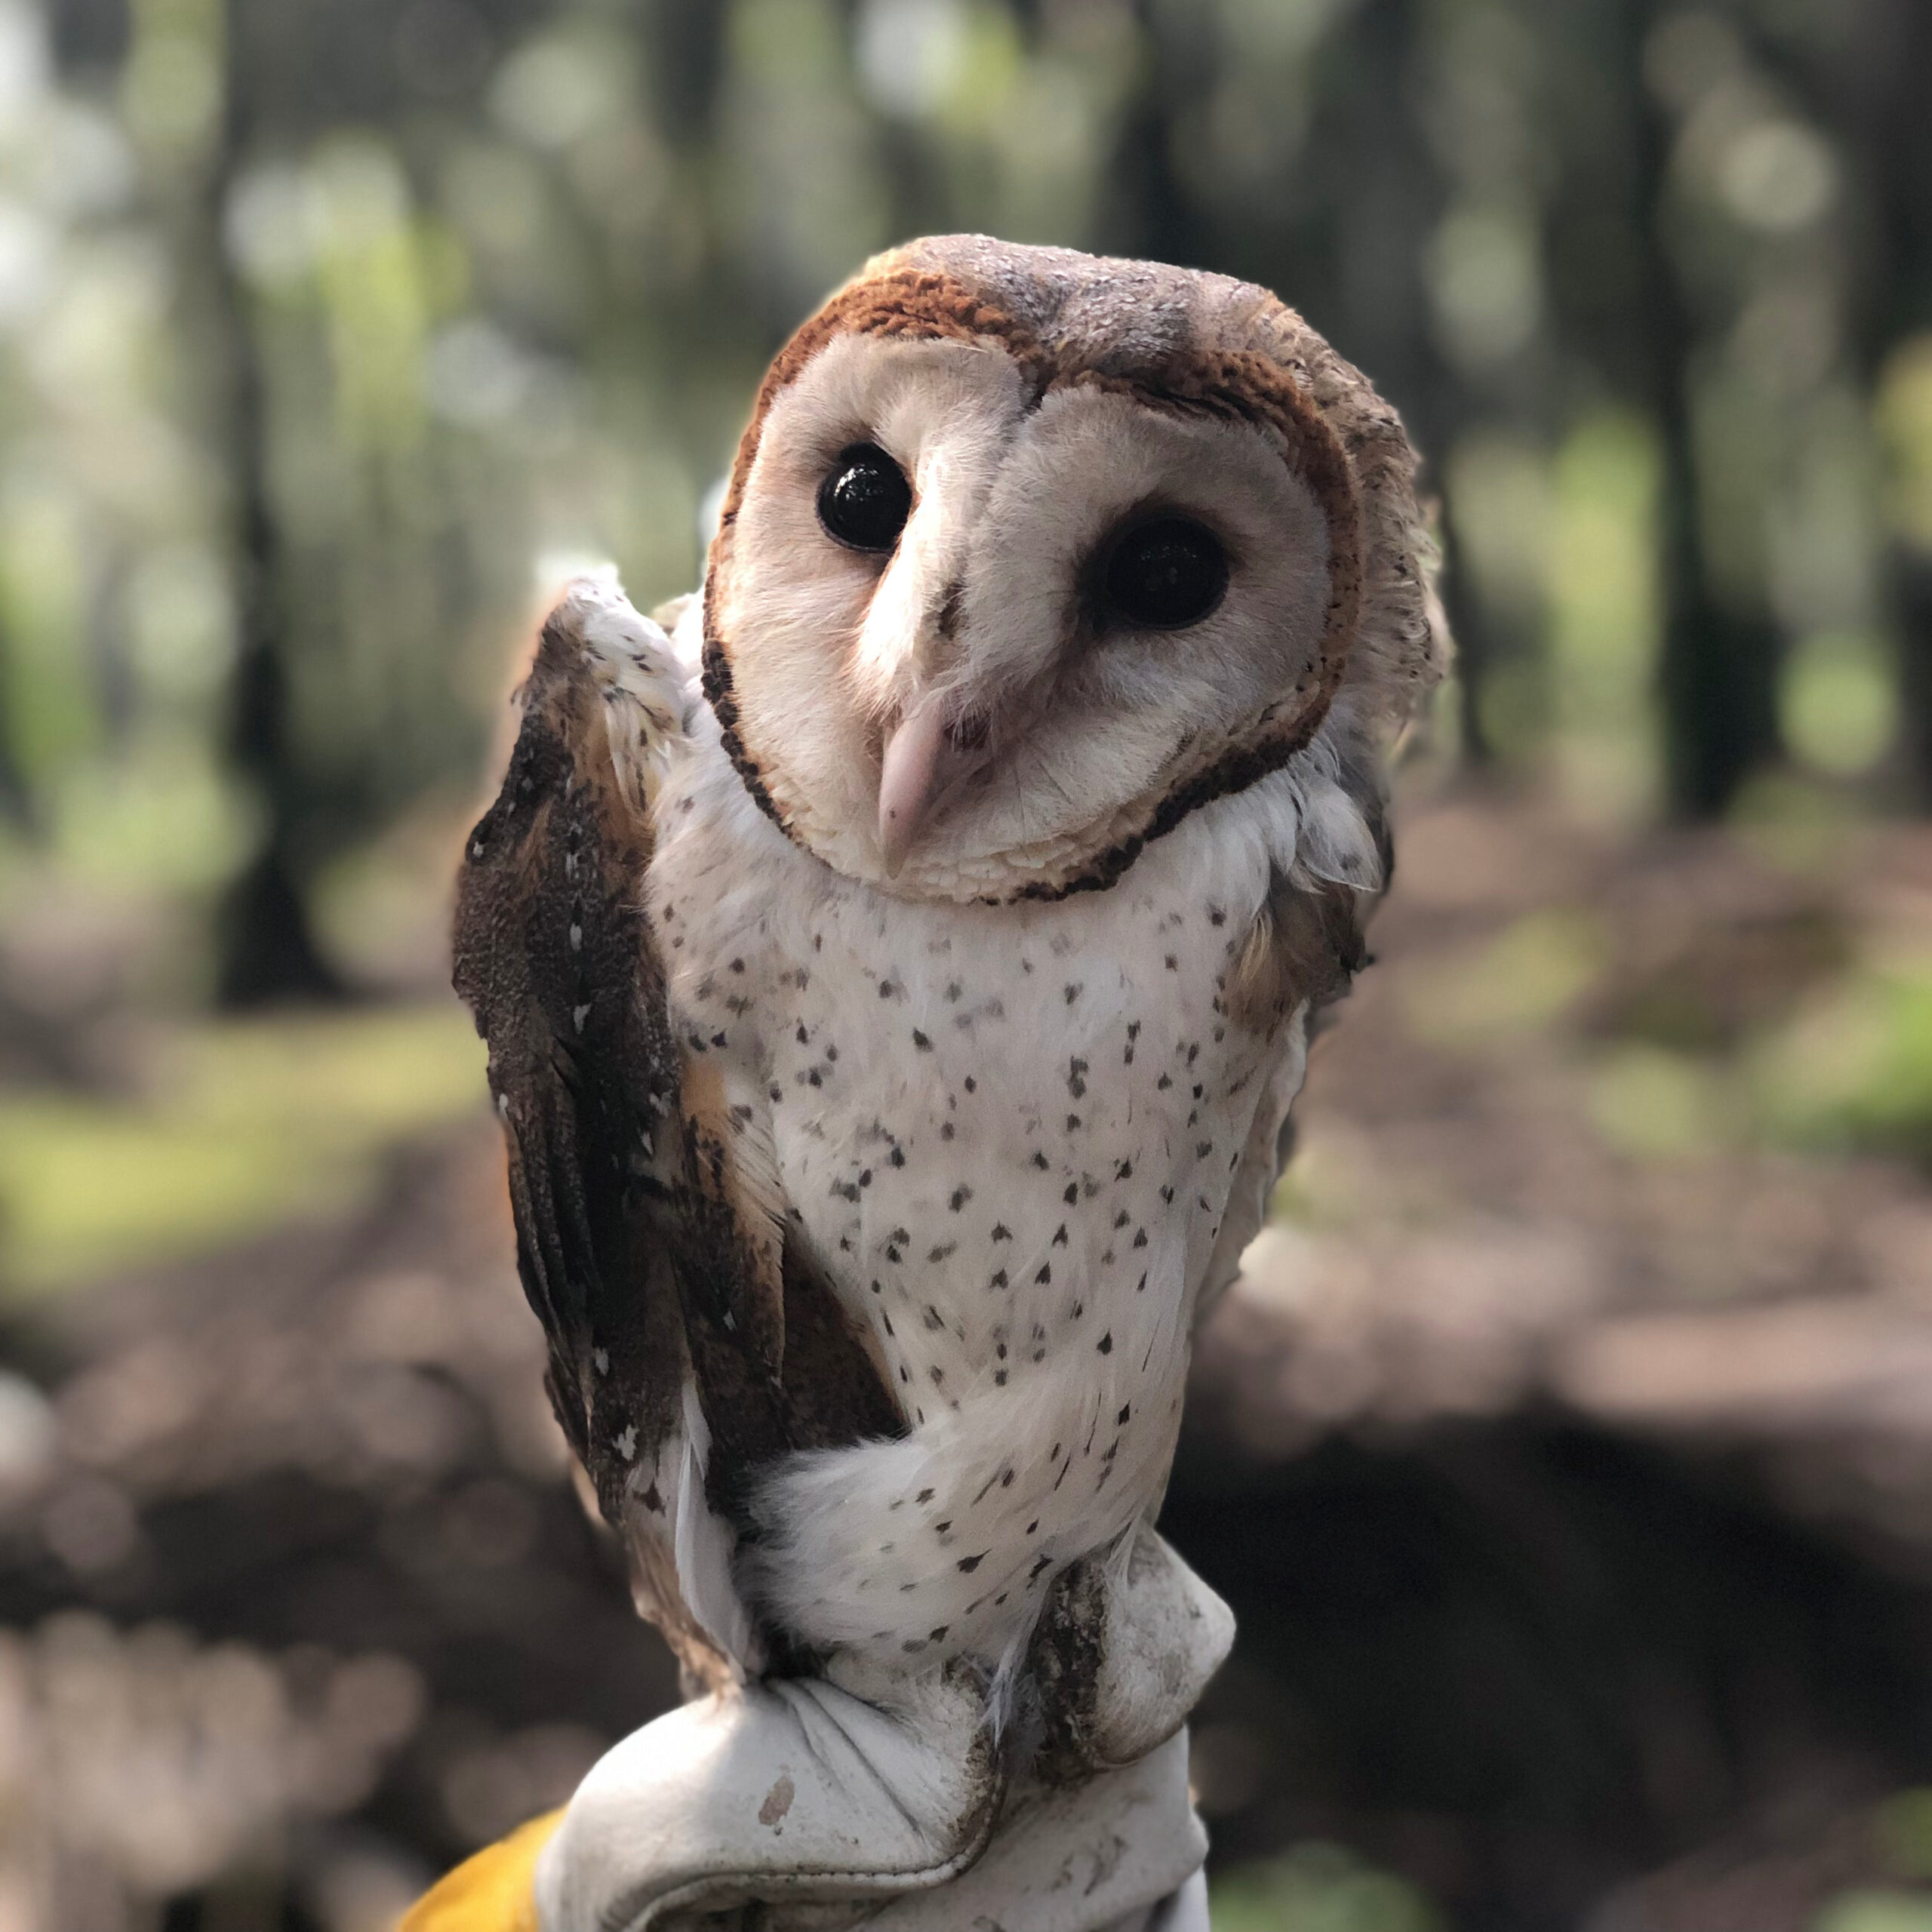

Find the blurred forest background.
xmin=2 ymin=0 xmax=1932 ymax=1928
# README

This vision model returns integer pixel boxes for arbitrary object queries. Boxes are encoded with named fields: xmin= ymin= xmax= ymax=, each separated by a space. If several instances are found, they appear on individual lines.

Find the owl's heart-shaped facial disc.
xmin=701 ymin=238 xmax=1422 ymax=905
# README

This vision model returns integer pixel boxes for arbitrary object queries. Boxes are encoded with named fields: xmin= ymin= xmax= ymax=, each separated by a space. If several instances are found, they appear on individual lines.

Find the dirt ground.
xmin=8 ymin=784 xmax=1932 ymax=1930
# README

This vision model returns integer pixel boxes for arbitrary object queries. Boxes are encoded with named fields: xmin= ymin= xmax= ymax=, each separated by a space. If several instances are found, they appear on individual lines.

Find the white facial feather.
xmin=718 ymin=337 xmax=1340 ymax=901
xmin=720 ymin=334 xmax=1027 ymax=868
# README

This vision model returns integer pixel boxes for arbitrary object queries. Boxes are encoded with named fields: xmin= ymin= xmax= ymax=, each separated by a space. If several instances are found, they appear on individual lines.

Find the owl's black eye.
xmin=817 ymin=443 xmax=912 ymax=553
xmin=1103 ymin=518 xmax=1229 ymax=631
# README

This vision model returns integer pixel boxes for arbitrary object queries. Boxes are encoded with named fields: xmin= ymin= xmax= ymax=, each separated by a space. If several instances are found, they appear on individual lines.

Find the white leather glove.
xmin=533 ymin=1527 xmax=1231 ymax=1932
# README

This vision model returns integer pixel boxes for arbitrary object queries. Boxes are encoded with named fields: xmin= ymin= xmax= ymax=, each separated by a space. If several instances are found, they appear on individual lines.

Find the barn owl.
xmin=448 ymin=235 xmax=1442 ymax=1928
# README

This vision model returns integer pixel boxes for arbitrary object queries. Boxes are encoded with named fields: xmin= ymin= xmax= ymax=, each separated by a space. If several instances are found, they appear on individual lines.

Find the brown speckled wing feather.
xmin=451 ymin=592 xmax=694 ymax=1534
xmin=453 ymin=584 xmax=902 ymax=1675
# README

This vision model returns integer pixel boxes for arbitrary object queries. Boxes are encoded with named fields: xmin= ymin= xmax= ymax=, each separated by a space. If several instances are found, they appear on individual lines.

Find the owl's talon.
xmin=1029 ymin=1525 xmax=1235 ymax=1784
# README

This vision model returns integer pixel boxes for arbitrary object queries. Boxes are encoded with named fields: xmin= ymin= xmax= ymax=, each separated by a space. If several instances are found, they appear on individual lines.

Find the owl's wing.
xmin=452 ymin=581 xmax=734 ymax=1662
xmin=1197 ymin=858 xmax=1377 ymax=1324
xmin=453 ymin=580 xmax=900 ymax=1681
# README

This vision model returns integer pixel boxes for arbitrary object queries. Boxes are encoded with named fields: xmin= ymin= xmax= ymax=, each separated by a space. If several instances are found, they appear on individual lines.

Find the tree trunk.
xmin=1840 ymin=0 xmax=1932 ymax=801
xmin=1724 ymin=0 xmax=1932 ymax=804
xmin=1629 ymin=0 xmax=1780 ymax=818
xmin=208 ymin=0 xmax=340 ymax=1008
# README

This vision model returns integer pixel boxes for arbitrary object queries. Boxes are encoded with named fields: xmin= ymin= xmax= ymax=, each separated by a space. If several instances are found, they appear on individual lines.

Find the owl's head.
xmin=702 ymin=236 xmax=1443 ymax=903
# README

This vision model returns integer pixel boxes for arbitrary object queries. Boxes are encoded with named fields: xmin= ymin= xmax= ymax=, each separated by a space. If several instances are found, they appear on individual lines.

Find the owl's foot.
xmin=1030 ymin=1523 xmax=1236 ymax=1782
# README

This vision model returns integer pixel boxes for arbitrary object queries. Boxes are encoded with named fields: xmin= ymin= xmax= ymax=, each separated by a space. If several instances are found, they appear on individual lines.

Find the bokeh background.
xmin=0 ymin=0 xmax=1930 ymax=1927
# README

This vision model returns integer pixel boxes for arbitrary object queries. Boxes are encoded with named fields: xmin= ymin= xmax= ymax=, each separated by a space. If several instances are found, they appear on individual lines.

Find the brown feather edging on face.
xmin=703 ymin=258 xmax=1372 ymax=901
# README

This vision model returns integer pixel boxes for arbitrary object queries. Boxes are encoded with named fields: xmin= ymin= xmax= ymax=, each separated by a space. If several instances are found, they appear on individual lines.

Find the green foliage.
xmin=1783 ymin=629 xmax=1899 ymax=780
xmin=0 ymin=1004 xmax=485 ymax=1291
xmin=1211 ymin=1844 xmax=1440 ymax=1932
xmin=1815 ymin=1894 xmax=1932 ymax=1932
xmin=1878 ymin=1789 xmax=1932 ymax=1883
xmin=1755 ymin=965 xmax=1932 ymax=1167
xmin=1403 ymin=910 xmax=1607 ymax=1048
xmin=1589 ymin=1044 xmax=1731 ymax=1161
xmin=0 ymin=0 xmax=1922 ymax=1001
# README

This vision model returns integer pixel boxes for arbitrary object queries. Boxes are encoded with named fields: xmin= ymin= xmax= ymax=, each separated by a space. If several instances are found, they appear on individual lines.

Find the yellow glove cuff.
xmin=399 ymin=1809 xmax=565 ymax=1932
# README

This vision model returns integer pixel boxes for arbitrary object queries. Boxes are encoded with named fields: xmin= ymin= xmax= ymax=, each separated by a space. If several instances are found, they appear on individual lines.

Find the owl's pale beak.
xmin=877 ymin=697 xmax=952 ymax=876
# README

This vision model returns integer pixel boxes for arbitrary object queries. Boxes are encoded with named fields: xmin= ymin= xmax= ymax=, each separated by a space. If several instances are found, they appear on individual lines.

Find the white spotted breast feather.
xmin=647 ymin=604 xmax=1385 ymax=1679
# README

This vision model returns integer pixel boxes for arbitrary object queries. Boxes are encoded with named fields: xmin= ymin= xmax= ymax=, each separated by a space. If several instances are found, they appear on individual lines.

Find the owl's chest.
xmin=656 ymin=796 xmax=1284 ymax=1407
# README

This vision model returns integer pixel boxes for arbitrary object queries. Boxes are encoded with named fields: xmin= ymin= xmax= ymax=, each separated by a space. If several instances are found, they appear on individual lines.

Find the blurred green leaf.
xmin=1877 ymin=1789 xmax=1932 ymax=1883
xmin=1879 ymin=334 xmax=1932 ymax=555
xmin=1589 ymin=1044 xmax=1729 ymax=1161
xmin=1403 ymin=910 xmax=1605 ymax=1048
xmin=1815 ymin=1891 xmax=1932 ymax=1932
xmin=1782 ymin=630 xmax=1897 ymax=779
xmin=1546 ymin=410 xmax=1664 ymax=824
xmin=1753 ymin=965 xmax=1932 ymax=1165
xmin=0 ymin=1004 xmax=485 ymax=1293
xmin=1211 ymin=1843 xmax=1439 ymax=1932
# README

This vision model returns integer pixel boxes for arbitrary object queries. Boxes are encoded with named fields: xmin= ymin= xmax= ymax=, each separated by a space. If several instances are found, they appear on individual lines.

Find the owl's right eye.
xmin=817 ymin=444 xmax=912 ymax=553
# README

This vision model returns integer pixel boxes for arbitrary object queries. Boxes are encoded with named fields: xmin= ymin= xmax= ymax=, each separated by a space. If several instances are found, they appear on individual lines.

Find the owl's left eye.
xmin=817 ymin=443 xmax=912 ymax=553
xmin=1102 ymin=518 xmax=1229 ymax=632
